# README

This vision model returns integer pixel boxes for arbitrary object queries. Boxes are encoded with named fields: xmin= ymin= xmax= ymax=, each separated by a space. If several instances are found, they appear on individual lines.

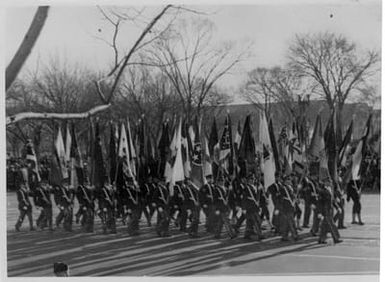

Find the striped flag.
xmin=55 ymin=126 xmax=68 ymax=180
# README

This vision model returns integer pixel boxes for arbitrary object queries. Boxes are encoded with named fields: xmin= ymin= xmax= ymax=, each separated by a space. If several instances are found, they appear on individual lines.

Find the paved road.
xmin=6 ymin=192 xmax=380 ymax=277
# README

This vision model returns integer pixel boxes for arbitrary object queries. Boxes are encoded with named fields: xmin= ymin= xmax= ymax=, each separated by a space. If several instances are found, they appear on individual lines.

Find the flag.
xmin=352 ymin=114 xmax=372 ymax=180
xmin=202 ymin=134 xmax=213 ymax=180
xmin=190 ymin=117 xmax=204 ymax=187
xmin=118 ymin=122 xmax=134 ymax=180
xmin=238 ymin=115 xmax=256 ymax=177
xmin=170 ymin=118 xmax=185 ymax=195
xmin=109 ymin=123 xmax=117 ymax=184
xmin=268 ymin=119 xmax=280 ymax=174
xmin=234 ymin=120 xmax=242 ymax=151
xmin=65 ymin=123 xmax=72 ymax=168
xmin=127 ymin=118 xmax=137 ymax=178
xmin=158 ymin=120 xmax=170 ymax=178
xmin=55 ymin=126 xmax=68 ymax=180
xmin=164 ymin=120 xmax=178 ymax=183
xmin=277 ymin=124 xmax=289 ymax=174
xmin=259 ymin=111 xmax=275 ymax=188
xmin=93 ymin=122 xmax=106 ymax=189
xmin=24 ymin=140 xmax=41 ymax=183
xmin=324 ymin=110 xmax=338 ymax=183
xmin=338 ymin=120 xmax=353 ymax=167
xmin=218 ymin=113 xmax=234 ymax=177
xmin=70 ymin=123 xmax=84 ymax=187
xmin=309 ymin=114 xmax=329 ymax=180
xmin=181 ymin=119 xmax=192 ymax=178
xmin=209 ymin=118 xmax=219 ymax=178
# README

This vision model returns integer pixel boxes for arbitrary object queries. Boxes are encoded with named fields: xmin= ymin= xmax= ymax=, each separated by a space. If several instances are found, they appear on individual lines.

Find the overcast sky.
xmin=4 ymin=0 xmax=382 ymax=103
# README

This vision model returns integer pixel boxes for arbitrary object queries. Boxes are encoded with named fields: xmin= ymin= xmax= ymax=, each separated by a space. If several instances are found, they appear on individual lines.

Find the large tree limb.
xmin=6 ymin=104 xmax=111 ymax=126
xmin=6 ymin=6 xmax=49 ymax=91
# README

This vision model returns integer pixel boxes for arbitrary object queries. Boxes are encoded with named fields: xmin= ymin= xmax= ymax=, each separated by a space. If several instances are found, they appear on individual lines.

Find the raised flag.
xmin=218 ymin=113 xmax=234 ymax=177
xmin=170 ymin=118 xmax=185 ymax=195
xmin=190 ymin=117 xmax=204 ymax=187
xmin=238 ymin=115 xmax=256 ymax=177
xmin=118 ymin=122 xmax=134 ymax=180
xmin=158 ymin=120 xmax=170 ymax=178
xmin=352 ymin=114 xmax=372 ymax=180
xmin=268 ymin=119 xmax=280 ymax=174
xmin=324 ymin=110 xmax=338 ymax=182
xmin=93 ymin=123 xmax=106 ymax=189
xmin=234 ymin=120 xmax=242 ymax=151
xmin=24 ymin=139 xmax=41 ymax=184
xmin=55 ymin=126 xmax=68 ymax=180
xmin=109 ymin=123 xmax=117 ymax=184
xmin=339 ymin=120 xmax=353 ymax=167
xmin=127 ymin=118 xmax=137 ymax=178
xmin=181 ymin=119 xmax=192 ymax=179
xmin=259 ymin=112 xmax=276 ymax=188
xmin=70 ymin=123 xmax=84 ymax=187
xmin=202 ymin=135 xmax=213 ymax=180
xmin=209 ymin=117 xmax=219 ymax=178
xmin=65 ymin=123 xmax=72 ymax=168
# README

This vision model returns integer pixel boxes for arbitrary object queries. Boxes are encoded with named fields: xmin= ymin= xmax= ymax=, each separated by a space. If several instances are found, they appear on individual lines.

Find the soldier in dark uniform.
xmin=199 ymin=175 xmax=215 ymax=233
xmin=75 ymin=179 xmax=95 ymax=232
xmin=317 ymin=179 xmax=342 ymax=244
xmin=258 ymin=178 xmax=273 ymax=230
xmin=347 ymin=179 xmax=364 ymax=225
xmin=241 ymin=175 xmax=264 ymax=240
xmin=266 ymin=176 xmax=282 ymax=234
xmin=185 ymin=179 xmax=200 ymax=238
xmin=122 ymin=178 xmax=141 ymax=236
xmin=54 ymin=181 xmax=74 ymax=232
xmin=212 ymin=176 xmax=236 ymax=239
xmin=35 ymin=179 xmax=53 ymax=230
xmin=279 ymin=177 xmax=299 ymax=241
xmin=15 ymin=182 xmax=35 ymax=231
xmin=98 ymin=181 xmax=117 ymax=234
xmin=333 ymin=185 xmax=346 ymax=229
xmin=300 ymin=176 xmax=317 ymax=228
xmin=152 ymin=178 xmax=170 ymax=237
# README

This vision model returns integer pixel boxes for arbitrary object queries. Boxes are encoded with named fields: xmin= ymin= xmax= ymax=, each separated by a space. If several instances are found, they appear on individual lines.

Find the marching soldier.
xmin=279 ymin=177 xmax=299 ymax=241
xmin=122 ymin=178 xmax=141 ymax=236
xmin=212 ymin=175 xmax=236 ymax=239
xmin=152 ymin=178 xmax=170 ymax=237
xmin=347 ymin=179 xmax=364 ymax=225
xmin=76 ymin=179 xmax=95 ymax=232
xmin=318 ymin=179 xmax=343 ymax=244
xmin=199 ymin=175 xmax=215 ymax=233
xmin=35 ymin=179 xmax=53 ymax=231
xmin=266 ymin=174 xmax=282 ymax=234
xmin=54 ymin=180 xmax=74 ymax=232
xmin=98 ymin=181 xmax=117 ymax=234
xmin=333 ymin=186 xmax=346 ymax=229
xmin=15 ymin=182 xmax=34 ymax=232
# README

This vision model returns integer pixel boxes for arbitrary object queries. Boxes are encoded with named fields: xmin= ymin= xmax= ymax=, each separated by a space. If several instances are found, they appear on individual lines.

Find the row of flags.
xmin=20 ymin=107 xmax=377 ymax=194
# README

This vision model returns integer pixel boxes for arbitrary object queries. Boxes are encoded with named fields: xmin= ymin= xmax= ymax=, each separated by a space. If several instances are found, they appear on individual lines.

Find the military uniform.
xmin=242 ymin=181 xmax=264 ymax=240
xmin=122 ymin=180 xmax=141 ymax=236
xmin=35 ymin=182 xmax=53 ymax=230
xmin=347 ymin=180 xmax=363 ymax=225
xmin=199 ymin=180 xmax=215 ymax=233
xmin=76 ymin=184 xmax=95 ymax=232
xmin=212 ymin=181 xmax=235 ymax=239
xmin=98 ymin=184 xmax=117 ymax=234
xmin=266 ymin=182 xmax=282 ymax=234
xmin=279 ymin=180 xmax=298 ymax=241
xmin=318 ymin=182 xmax=342 ymax=244
xmin=15 ymin=184 xmax=34 ymax=231
xmin=54 ymin=185 xmax=73 ymax=232
xmin=152 ymin=181 xmax=170 ymax=237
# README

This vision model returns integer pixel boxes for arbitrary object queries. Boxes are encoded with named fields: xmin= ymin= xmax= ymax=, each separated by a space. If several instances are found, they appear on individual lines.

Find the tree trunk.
xmin=6 ymin=6 xmax=49 ymax=91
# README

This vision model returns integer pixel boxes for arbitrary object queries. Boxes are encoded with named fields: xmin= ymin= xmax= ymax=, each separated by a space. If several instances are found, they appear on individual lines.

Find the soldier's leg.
xmin=326 ymin=216 xmax=341 ymax=243
xmin=213 ymin=210 xmax=224 ymax=239
xmin=288 ymin=214 xmax=298 ymax=240
xmin=352 ymin=200 xmax=358 ymax=223
xmin=311 ymin=209 xmax=320 ymax=235
xmin=36 ymin=209 xmax=45 ymax=229
xmin=15 ymin=209 xmax=26 ymax=231
xmin=357 ymin=201 xmax=364 ymax=225
xmin=272 ymin=210 xmax=281 ymax=234
xmin=46 ymin=205 xmax=53 ymax=230
xmin=110 ymin=208 xmax=117 ymax=234
xmin=338 ymin=199 xmax=346 ymax=228
xmin=188 ymin=207 xmax=200 ymax=238
xmin=179 ymin=209 xmax=188 ymax=232
xmin=27 ymin=207 xmax=34 ymax=231
xmin=318 ymin=217 xmax=328 ymax=243
xmin=56 ymin=207 xmax=64 ymax=227
xmin=252 ymin=211 xmax=264 ymax=240
xmin=303 ymin=201 xmax=311 ymax=227
xmin=280 ymin=215 xmax=289 ymax=241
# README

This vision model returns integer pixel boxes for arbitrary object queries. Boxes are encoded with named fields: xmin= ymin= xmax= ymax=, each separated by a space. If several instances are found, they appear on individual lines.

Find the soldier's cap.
xmin=53 ymin=262 xmax=68 ymax=273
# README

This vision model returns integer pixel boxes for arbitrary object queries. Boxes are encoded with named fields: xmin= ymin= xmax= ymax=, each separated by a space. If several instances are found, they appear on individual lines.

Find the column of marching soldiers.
xmin=14 ymin=111 xmax=372 ymax=245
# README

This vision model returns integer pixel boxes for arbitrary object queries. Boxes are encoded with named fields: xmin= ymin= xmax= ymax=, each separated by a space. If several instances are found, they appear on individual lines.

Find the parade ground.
xmin=6 ymin=192 xmax=380 ymax=277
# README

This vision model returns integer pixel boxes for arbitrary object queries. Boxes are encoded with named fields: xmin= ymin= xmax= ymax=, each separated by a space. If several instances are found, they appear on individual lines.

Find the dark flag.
xmin=70 ymin=123 xmax=84 ymax=187
xmin=157 ymin=120 xmax=170 ymax=179
xmin=324 ymin=110 xmax=338 ymax=183
xmin=109 ymin=123 xmax=117 ymax=185
xmin=209 ymin=117 xmax=219 ymax=178
xmin=238 ymin=115 xmax=256 ymax=177
xmin=93 ymin=122 xmax=106 ymax=189
xmin=181 ymin=118 xmax=192 ymax=178
xmin=268 ymin=118 xmax=280 ymax=174
xmin=338 ymin=119 xmax=353 ymax=167
xmin=218 ymin=113 xmax=234 ymax=178
xmin=352 ymin=114 xmax=372 ymax=180
xmin=190 ymin=117 xmax=204 ymax=187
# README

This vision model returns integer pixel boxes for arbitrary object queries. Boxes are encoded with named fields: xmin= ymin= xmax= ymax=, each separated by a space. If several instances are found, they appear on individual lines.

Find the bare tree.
xmin=242 ymin=66 xmax=314 ymax=120
xmin=288 ymin=32 xmax=380 ymax=114
xmin=148 ymin=17 xmax=249 ymax=122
